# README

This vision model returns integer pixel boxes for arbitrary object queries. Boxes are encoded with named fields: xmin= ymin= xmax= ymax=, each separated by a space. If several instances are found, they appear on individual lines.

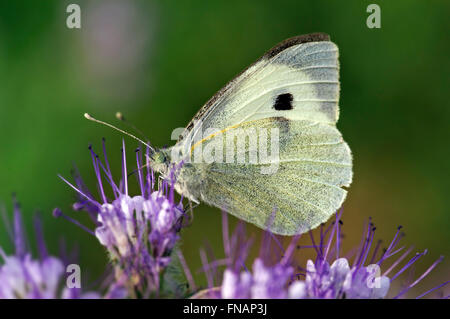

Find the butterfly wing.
xmin=177 ymin=33 xmax=340 ymax=149
xmin=170 ymin=33 xmax=352 ymax=235
xmin=178 ymin=117 xmax=352 ymax=235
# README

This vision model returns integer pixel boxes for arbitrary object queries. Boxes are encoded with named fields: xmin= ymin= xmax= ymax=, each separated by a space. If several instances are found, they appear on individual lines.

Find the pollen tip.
xmin=52 ymin=208 xmax=63 ymax=218
xmin=116 ymin=112 xmax=124 ymax=120
xmin=397 ymin=225 xmax=403 ymax=230
xmin=72 ymin=202 xmax=83 ymax=211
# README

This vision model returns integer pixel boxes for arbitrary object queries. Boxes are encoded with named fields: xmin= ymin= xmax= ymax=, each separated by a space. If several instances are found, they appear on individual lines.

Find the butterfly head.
xmin=148 ymin=148 xmax=171 ymax=176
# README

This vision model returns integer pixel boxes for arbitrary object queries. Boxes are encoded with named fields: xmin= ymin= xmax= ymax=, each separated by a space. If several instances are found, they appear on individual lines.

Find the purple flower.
xmin=192 ymin=211 xmax=448 ymax=299
xmin=222 ymin=258 xmax=294 ymax=299
xmin=0 ymin=199 xmax=99 ymax=299
xmin=291 ymin=257 xmax=390 ymax=299
xmin=57 ymin=139 xmax=187 ymax=297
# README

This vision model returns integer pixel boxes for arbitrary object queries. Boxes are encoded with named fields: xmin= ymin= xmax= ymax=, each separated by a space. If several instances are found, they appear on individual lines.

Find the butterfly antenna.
xmin=116 ymin=112 xmax=150 ymax=144
xmin=84 ymin=113 xmax=155 ymax=154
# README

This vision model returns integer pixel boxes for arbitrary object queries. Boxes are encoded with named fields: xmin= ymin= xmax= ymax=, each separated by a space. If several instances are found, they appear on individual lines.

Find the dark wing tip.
xmin=264 ymin=33 xmax=330 ymax=59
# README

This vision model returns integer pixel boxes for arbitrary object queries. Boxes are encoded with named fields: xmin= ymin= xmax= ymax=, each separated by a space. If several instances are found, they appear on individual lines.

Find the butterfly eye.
xmin=273 ymin=93 xmax=293 ymax=110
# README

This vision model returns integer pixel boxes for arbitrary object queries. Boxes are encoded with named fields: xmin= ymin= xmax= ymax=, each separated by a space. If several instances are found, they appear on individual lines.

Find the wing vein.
xmin=280 ymin=158 xmax=351 ymax=166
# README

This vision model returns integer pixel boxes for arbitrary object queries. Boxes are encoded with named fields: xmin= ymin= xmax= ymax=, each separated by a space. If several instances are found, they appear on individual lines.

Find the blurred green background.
xmin=0 ymin=0 xmax=448 ymax=295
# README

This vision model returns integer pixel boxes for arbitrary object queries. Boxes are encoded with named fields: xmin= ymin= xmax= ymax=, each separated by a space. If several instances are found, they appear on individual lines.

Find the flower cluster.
xmin=194 ymin=211 xmax=448 ymax=299
xmin=1 ymin=139 xmax=447 ymax=299
xmin=57 ymin=139 xmax=187 ymax=297
xmin=0 ymin=199 xmax=99 ymax=299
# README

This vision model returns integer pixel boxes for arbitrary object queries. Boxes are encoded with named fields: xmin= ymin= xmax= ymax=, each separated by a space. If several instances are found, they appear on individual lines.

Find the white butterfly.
xmin=88 ymin=33 xmax=353 ymax=235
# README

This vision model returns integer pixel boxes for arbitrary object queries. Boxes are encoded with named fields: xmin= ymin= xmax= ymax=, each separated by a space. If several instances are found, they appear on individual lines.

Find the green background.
xmin=0 ymin=0 xmax=448 ymax=296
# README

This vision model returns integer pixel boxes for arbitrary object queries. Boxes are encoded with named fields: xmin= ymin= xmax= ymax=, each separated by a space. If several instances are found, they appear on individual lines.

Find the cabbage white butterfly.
xmin=86 ymin=33 xmax=352 ymax=235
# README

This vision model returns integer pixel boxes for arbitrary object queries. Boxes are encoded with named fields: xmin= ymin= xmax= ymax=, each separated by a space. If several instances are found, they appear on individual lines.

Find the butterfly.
xmin=88 ymin=33 xmax=353 ymax=235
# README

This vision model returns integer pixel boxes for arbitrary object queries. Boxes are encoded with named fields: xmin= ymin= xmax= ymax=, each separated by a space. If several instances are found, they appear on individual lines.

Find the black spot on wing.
xmin=273 ymin=93 xmax=294 ymax=110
